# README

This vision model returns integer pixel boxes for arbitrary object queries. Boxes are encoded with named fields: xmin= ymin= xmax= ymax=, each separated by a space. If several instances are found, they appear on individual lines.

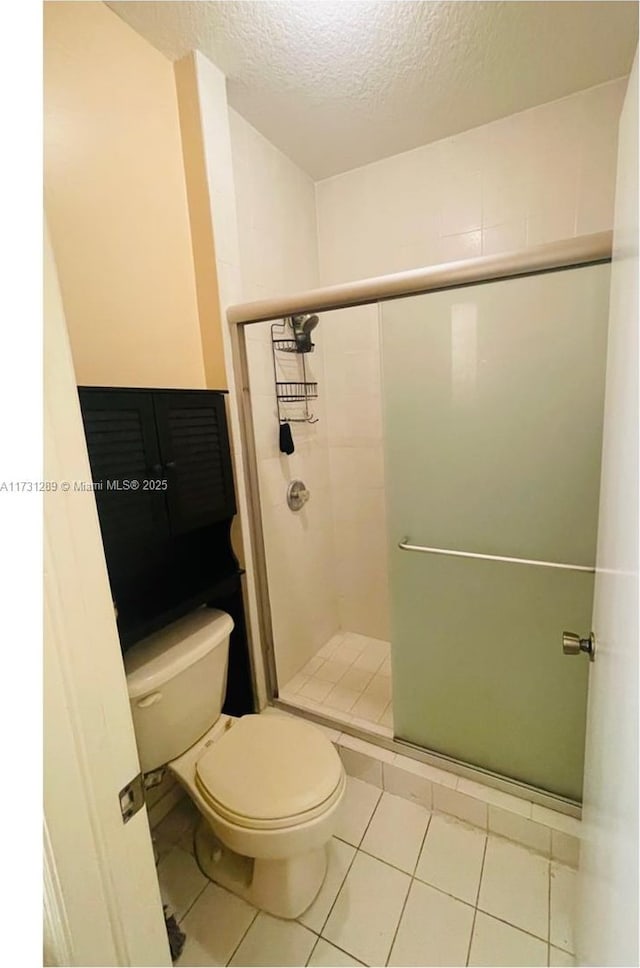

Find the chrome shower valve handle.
xmin=287 ymin=480 xmax=310 ymax=511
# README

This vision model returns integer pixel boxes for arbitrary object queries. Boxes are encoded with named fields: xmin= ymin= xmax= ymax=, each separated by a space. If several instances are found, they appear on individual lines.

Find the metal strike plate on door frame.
xmin=563 ymin=631 xmax=596 ymax=661
xmin=119 ymin=772 xmax=145 ymax=823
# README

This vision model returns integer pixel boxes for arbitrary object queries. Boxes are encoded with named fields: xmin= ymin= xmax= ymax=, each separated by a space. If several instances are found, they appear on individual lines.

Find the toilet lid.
xmin=195 ymin=715 xmax=344 ymax=827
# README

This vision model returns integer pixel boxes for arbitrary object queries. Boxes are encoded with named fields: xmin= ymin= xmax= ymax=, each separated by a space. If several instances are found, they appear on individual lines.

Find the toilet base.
xmin=194 ymin=818 xmax=328 ymax=920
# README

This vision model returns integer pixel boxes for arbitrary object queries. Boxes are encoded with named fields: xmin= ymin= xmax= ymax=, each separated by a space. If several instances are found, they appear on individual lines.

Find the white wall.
xmin=577 ymin=59 xmax=638 ymax=967
xmin=229 ymin=109 xmax=319 ymax=302
xmin=315 ymin=78 xmax=627 ymax=643
xmin=229 ymin=109 xmax=341 ymax=686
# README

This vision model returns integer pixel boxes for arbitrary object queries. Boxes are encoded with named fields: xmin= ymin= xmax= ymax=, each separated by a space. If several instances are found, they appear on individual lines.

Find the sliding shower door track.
xmin=272 ymin=697 xmax=581 ymax=818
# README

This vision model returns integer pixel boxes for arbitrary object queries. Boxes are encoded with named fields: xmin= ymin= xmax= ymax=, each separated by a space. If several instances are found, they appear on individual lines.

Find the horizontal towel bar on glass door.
xmin=398 ymin=539 xmax=595 ymax=573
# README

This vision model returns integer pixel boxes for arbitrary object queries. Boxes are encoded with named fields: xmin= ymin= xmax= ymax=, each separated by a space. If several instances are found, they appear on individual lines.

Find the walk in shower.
xmin=234 ymin=235 xmax=611 ymax=807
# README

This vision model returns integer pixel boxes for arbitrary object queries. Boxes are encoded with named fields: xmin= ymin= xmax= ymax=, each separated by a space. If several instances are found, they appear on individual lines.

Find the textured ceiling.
xmin=106 ymin=1 xmax=638 ymax=179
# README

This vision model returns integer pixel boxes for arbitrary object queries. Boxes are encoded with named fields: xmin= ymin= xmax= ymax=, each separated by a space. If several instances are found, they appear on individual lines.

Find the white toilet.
xmin=124 ymin=607 xmax=346 ymax=919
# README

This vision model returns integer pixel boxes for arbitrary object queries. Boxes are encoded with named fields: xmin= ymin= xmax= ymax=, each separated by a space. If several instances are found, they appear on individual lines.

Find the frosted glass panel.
xmin=381 ymin=264 xmax=610 ymax=800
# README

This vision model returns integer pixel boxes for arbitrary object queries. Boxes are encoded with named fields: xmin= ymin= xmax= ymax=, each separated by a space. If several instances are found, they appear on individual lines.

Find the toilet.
xmin=124 ymin=607 xmax=346 ymax=919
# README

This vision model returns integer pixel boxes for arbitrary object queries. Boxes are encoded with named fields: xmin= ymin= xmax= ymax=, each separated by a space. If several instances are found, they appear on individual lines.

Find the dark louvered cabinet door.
xmin=78 ymin=389 xmax=169 ymax=566
xmin=153 ymin=391 xmax=236 ymax=535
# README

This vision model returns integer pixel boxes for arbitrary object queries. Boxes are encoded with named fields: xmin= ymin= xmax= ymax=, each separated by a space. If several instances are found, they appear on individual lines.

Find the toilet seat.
xmin=195 ymin=714 xmax=344 ymax=831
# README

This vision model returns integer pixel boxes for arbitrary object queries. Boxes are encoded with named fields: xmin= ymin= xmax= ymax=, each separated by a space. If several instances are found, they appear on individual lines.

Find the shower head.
xmin=290 ymin=314 xmax=320 ymax=352
xmin=292 ymin=313 xmax=319 ymax=334
xmin=301 ymin=314 xmax=319 ymax=335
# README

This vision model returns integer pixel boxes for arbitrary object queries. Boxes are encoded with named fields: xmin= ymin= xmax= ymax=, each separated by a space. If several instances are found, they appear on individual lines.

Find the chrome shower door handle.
xmin=562 ymin=631 xmax=596 ymax=661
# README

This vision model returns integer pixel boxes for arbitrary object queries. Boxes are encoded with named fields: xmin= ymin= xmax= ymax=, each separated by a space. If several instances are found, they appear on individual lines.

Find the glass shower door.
xmin=380 ymin=263 xmax=610 ymax=801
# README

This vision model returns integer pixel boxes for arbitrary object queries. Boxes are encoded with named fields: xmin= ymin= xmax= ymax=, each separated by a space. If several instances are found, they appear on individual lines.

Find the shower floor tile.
xmin=280 ymin=632 xmax=393 ymax=736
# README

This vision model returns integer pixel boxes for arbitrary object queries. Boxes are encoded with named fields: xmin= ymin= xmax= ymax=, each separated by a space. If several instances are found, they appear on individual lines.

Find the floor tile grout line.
xmin=176 ymin=822 xmax=259 ymax=964
xmin=383 ymin=813 xmax=433 ymax=967
xmin=382 ymin=873 xmax=412 ymax=967
xmin=160 ymin=832 xmax=209 ymax=927
xmin=338 ymin=836 xmax=484 ymax=912
xmin=224 ymin=907 xmax=260 ymax=967
xmin=316 ymin=787 xmax=383 ymax=953
xmin=309 ymin=935 xmax=366 ymax=967
xmin=411 ymin=810 xmax=433 ymax=878
xmin=176 ymin=878 xmax=209 ymax=926
xmin=311 ymin=839 xmax=359 ymax=939
xmin=341 ymin=819 xmax=563 ymax=947
xmin=410 ymin=874 xmax=479 ymax=910
xmin=355 ymin=805 xmax=433 ymax=878
xmin=465 ymin=828 xmax=489 ymax=966
xmin=355 ymin=784 xmax=384 ymax=850
xmin=474 ymin=906 xmax=552 ymax=946
xmin=314 ymin=851 xmax=359 ymax=946
xmin=305 ymin=934 xmax=321 ymax=967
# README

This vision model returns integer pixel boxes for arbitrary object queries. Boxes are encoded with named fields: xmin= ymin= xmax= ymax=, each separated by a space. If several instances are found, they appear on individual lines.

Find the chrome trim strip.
xmin=398 ymin=538 xmax=595 ymax=574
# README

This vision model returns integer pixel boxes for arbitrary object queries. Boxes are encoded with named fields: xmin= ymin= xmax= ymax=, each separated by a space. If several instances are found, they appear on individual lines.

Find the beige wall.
xmin=174 ymin=53 xmax=227 ymax=390
xmin=44 ymin=2 xmax=207 ymax=389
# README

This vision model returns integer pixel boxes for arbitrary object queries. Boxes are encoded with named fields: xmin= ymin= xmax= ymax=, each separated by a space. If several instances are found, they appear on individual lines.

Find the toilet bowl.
xmin=124 ymin=607 xmax=346 ymax=919
xmin=171 ymin=713 xmax=346 ymax=917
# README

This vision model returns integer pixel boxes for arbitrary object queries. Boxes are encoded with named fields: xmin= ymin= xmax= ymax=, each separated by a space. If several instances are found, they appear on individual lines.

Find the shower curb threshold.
xmin=266 ymin=701 xmax=581 ymax=869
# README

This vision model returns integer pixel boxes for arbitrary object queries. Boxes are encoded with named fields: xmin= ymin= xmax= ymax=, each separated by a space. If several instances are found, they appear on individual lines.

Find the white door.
xmin=577 ymin=55 xmax=638 ymax=967
xmin=44 ymin=224 xmax=171 ymax=967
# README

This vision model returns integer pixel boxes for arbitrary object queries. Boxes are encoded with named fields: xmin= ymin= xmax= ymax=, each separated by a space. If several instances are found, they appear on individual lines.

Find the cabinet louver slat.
xmin=79 ymin=392 xmax=167 ymax=560
xmin=155 ymin=393 xmax=236 ymax=535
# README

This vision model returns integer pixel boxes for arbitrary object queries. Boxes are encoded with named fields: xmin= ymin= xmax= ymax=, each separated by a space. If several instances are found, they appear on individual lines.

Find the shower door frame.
xmin=227 ymin=232 xmax=612 ymax=816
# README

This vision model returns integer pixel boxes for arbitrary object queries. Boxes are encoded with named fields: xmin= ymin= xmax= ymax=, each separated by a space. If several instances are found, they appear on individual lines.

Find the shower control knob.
xmin=562 ymin=631 xmax=596 ymax=661
xmin=287 ymin=479 xmax=310 ymax=511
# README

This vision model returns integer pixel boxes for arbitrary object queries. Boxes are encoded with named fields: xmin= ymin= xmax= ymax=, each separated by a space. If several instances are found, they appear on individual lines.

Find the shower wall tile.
xmin=383 ymin=761 xmax=433 ymax=811
xmin=482 ymin=219 xmax=528 ymax=257
xmin=551 ymin=830 xmax=580 ymax=869
xmin=457 ymin=777 xmax=531 ymax=818
xmin=322 ymin=303 xmax=390 ymax=640
xmin=433 ymin=785 xmax=489 ymax=829
xmin=488 ymin=806 xmax=552 ymax=857
xmin=437 ymin=228 xmax=483 ymax=263
xmin=229 ymin=110 xmax=341 ymax=687
xmin=316 ymin=79 xmax=626 ymax=288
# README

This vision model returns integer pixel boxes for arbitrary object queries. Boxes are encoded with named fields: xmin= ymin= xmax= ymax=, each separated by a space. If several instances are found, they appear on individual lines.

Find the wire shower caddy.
xmin=271 ymin=319 xmax=319 ymax=424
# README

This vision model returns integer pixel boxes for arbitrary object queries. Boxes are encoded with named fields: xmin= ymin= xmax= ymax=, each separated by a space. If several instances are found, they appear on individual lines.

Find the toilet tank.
xmin=124 ymin=608 xmax=234 ymax=773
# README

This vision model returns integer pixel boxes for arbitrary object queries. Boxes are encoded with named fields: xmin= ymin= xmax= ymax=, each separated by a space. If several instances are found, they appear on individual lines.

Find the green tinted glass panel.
xmin=381 ymin=264 xmax=610 ymax=801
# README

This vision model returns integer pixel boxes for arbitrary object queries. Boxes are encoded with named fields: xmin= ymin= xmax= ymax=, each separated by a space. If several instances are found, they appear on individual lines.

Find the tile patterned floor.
xmin=154 ymin=778 xmax=577 ymax=967
xmin=280 ymin=632 xmax=393 ymax=736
